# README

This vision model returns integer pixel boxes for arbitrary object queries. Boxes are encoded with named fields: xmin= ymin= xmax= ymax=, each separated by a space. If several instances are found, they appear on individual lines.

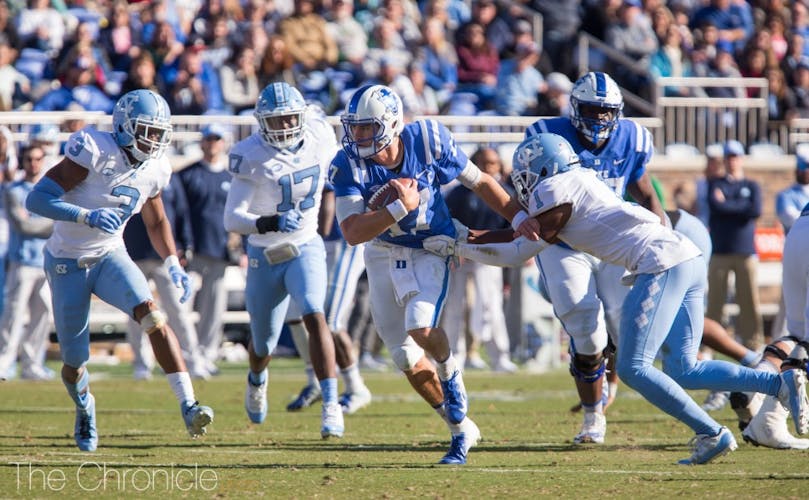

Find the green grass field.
xmin=1 ymin=359 xmax=808 ymax=498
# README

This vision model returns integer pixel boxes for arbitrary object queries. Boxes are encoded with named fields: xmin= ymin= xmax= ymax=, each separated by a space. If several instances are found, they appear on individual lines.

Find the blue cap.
xmin=724 ymin=140 xmax=745 ymax=157
xmin=201 ymin=123 xmax=229 ymax=140
xmin=623 ymin=0 xmax=642 ymax=7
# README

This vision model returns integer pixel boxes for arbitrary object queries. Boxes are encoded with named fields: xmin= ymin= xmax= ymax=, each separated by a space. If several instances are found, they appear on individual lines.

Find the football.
xmin=367 ymin=182 xmax=398 ymax=210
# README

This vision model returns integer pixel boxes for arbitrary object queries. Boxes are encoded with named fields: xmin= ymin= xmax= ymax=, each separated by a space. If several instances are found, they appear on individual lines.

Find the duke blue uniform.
xmin=224 ymin=109 xmax=335 ymax=358
xmin=330 ymin=120 xmax=462 ymax=370
xmin=523 ymin=117 xmax=654 ymax=355
xmin=44 ymin=127 xmax=170 ymax=368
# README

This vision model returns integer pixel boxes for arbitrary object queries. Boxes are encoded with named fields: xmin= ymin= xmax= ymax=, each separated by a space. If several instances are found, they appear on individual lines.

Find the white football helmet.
xmin=113 ymin=89 xmax=173 ymax=164
xmin=570 ymin=72 xmax=623 ymax=145
xmin=341 ymin=84 xmax=404 ymax=159
xmin=510 ymin=133 xmax=580 ymax=210
xmin=254 ymin=82 xmax=307 ymax=150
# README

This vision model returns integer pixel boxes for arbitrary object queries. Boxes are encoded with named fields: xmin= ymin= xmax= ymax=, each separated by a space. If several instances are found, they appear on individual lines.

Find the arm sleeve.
xmin=335 ymin=194 xmax=365 ymax=224
xmin=223 ymin=176 xmax=260 ymax=234
xmin=456 ymin=236 xmax=548 ymax=267
xmin=25 ymin=177 xmax=85 ymax=223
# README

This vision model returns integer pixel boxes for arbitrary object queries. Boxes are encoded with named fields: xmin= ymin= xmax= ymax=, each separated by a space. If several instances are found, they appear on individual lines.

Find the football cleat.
xmin=701 ymin=391 xmax=730 ymax=412
xmin=742 ymin=395 xmax=809 ymax=449
xmin=245 ymin=372 xmax=268 ymax=424
xmin=573 ymin=412 xmax=606 ymax=444
xmin=182 ymin=401 xmax=214 ymax=438
xmin=74 ymin=393 xmax=98 ymax=452
xmin=339 ymin=387 xmax=372 ymax=415
xmin=439 ymin=419 xmax=481 ymax=465
xmin=440 ymin=370 xmax=468 ymax=425
xmin=286 ymin=383 xmax=322 ymax=411
xmin=730 ymin=391 xmax=764 ymax=431
xmin=678 ymin=427 xmax=737 ymax=465
xmin=778 ymin=369 xmax=809 ymax=435
xmin=321 ymin=402 xmax=345 ymax=439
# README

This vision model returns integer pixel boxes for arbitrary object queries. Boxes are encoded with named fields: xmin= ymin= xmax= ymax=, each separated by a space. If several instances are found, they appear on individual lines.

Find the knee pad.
xmin=390 ymin=343 xmax=424 ymax=372
xmin=140 ymin=310 xmax=167 ymax=334
xmin=569 ymin=352 xmax=606 ymax=383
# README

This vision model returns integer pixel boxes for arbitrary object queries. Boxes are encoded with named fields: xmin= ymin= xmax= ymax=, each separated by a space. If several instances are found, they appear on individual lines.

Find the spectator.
xmin=121 ymin=52 xmax=163 ymax=96
xmin=0 ymin=35 xmax=30 ymax=110
xmin=791 ymin=58 xmax=809 ymax=118
xmin=495 ymin=41 xmax=545 ymax=116
xmin=740 ymin=47 xmax=769 ymax=97
xmin=531 ymin=0 xmax=583 ymax=76
xmin=764 ymin=67 xmax=796 ymax=122
xmin=690 ymin=0 xmax=751 ymax=53
xmin=219 ymin=46 xmax=260 ymax=115
xmin=278 ymin=0 xmax=338 ymax=74
xmin=259 ymin=35 xmax=297 ymax=88
xmin=461 ymin=0 xmax=513 ymax=57
xmin=705 ymin=40 xmax=745 ymax=99
xmin=147 ymin=20 xmax=185 ymax=81
xmin=0 ymin=144 xmax=53 ymax=381
xmin=326 ymin=0 xmax=368 ymax=86
xmin=0 ymin=0 xmax=21 ymax=51
xmin=417 ymin=15 xmax=457 ymax=109
xmin=455 ymin=21 xmax=499 ymax=111
xmin=535 ymin=71 xmax=573 ymax=117
xmin=650 ymin=25 xmax=694 ymax=97
xmin=781 ymin=33 xmax=806 ymax=87
xmin=199 ymin=14 xmax=234 ymax=70
xmin=706 ymin=140 xmax=764 ymax=351
xmin=408 ymin=62 xmax=439 ymax=115
xmin=177 ymin=124 xmax=233 ymax=375
xmin=98 ymin=0 xmax=143 ymax=73
xmin=765 ymin=14 xmax=788 ymax=62
xmin=366 ymin=58 xmax=420 ymax=116
xmin=375 ymin=0 xmax=422 ymax=51
xmin=167 ymin=46 xmax=225 ymax=115
xmin=605 ymin=0 xmax=658 ymax=95
xmin=33 ymin=54 xmax=114 ymax=113
xmin=56 ymin=21 xmax=116 ymax=96
xmin=15 ymin=0 xmax=66 ymax=56
xmin=364 ymin=17 xmax=412 ymax=82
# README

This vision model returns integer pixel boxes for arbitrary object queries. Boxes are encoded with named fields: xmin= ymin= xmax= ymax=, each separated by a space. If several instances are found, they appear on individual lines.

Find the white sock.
xmin=289 ymin=321 xmax=311 ymax=365
xmin=436 ymin=354 xmax=458 ymax=381
xmin=341 ymin=363 xmax=364 ymax=393
xmin=167 ymin=372 xmax=195 ymax=407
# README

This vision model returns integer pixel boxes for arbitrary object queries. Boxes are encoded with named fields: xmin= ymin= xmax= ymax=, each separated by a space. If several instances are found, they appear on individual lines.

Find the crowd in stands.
xmin=1 ymin=0 xmax=808 ymax=121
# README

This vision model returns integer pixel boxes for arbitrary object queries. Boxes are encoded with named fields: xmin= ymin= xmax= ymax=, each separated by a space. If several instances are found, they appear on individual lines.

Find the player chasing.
xmin=329 ymin=84 xmax=532 ymax=464
xmin=25 ymin=89 xmax=213 ymax=451
xmin=224 ymin=82 xmax=344 ymax=438
xmin=423 ymin=133 xmax=809 ymax=465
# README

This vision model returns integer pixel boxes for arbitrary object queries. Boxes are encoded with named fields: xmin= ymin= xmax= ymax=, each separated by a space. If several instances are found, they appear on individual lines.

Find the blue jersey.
xmin=525 ymin=117 xmax=654 ymax=196
xmin=330 ymin=120 xmax=466 ymax=248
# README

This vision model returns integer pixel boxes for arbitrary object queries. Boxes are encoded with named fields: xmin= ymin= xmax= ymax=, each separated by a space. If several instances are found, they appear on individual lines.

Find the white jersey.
xmin=529 ymin=167 xmax=700 ymax=275
xmin=46 ymin=127 xmax=171 ymax=259
xmin=227 ymin=109 xmax=337 ymax=248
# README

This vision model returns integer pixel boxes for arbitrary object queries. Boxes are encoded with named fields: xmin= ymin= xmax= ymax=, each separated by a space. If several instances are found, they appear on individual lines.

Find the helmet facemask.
xmin=256 ymin=109 xmax=304 ymax=150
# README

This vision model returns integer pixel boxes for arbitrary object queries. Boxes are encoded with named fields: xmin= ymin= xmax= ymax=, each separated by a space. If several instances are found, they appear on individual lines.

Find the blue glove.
xmin=168 ymin=264 xmax=193 ymax=304
xmin=278 ymin=210 xmax=302 ymax=232
xmin=84 ymin=208 xmax=123 ymax=234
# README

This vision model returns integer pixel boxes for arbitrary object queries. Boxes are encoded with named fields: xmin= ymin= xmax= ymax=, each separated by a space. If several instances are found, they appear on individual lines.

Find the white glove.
xmin=451 ymin=218 xmax=469 ymax=243
xmin=422 ymin=235 xmax=456 ymax=257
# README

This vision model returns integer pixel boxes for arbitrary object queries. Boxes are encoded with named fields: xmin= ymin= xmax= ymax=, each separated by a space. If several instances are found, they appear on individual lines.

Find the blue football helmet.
xmin=112 ymin=89 xmax=172 ymax=164
xmin=510 ymin=133 xmax=580 ymax=210
xmin=570 ymin=72 xmax=623 ymax=146
xmin=254 ymin=82 xmax=306 ymax=150
xmin=340 ymin=84 xmax=404 ymax=159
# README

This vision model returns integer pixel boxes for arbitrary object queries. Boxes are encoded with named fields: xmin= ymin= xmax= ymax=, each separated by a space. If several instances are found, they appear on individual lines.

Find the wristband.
xmin=164 ymin=255 xmax=181 ymax=270
xmin=386 ymin=199 xmax=408 ymax=221
xmin=76 ymin=209 xmax=90 ymax=225
xmin=511 ymin=210 xmax=529 ymax=231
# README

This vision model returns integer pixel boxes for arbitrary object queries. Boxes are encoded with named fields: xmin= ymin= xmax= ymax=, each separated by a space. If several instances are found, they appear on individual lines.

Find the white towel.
xmin=389 ymin=246 xmax=419 ymax=306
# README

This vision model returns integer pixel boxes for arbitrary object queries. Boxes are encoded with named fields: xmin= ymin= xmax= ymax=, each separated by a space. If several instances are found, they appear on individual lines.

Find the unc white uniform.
xmin=473 ymin=167 xmax=785 ymax=436
xmin=525 ymin=118 xmax=653 ymax=355
xmin=782 ymin=204 xmax=809 ymax=340
xmin=224 ymin=109 xmax=336 ymax=358
xmin=43 ymin=127 xmax=170 ymax=368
